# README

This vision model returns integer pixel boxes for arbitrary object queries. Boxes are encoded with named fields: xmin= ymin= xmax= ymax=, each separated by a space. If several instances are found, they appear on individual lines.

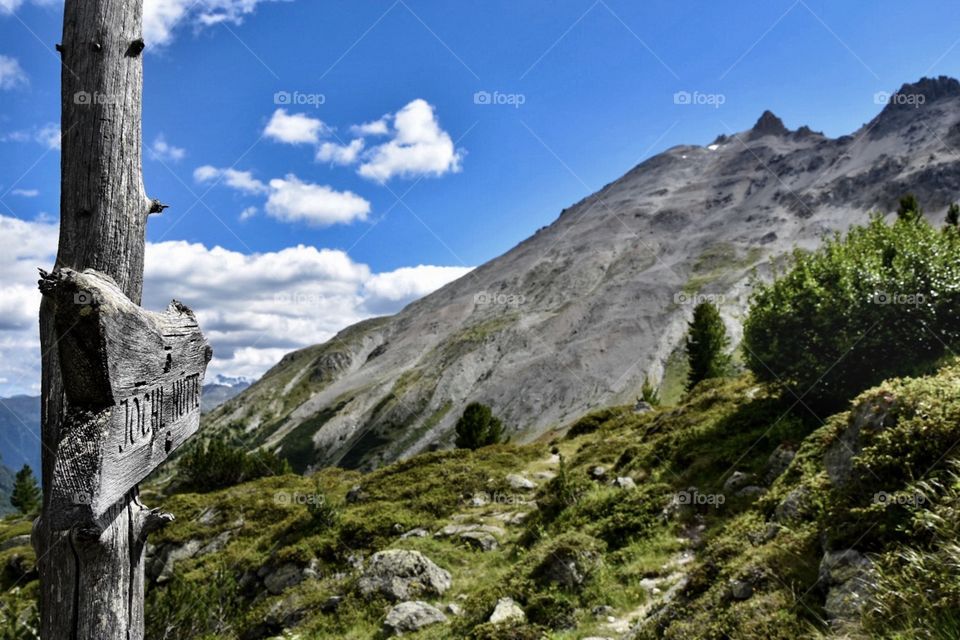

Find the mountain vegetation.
xmin=3 ymin=198 xmax=960 ymax=638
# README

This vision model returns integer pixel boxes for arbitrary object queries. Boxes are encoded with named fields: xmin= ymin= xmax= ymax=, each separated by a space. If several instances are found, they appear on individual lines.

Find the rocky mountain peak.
xmin=893 ymin=75 xmax=960 ymax=105
xmin=749 ymin=110 xmax=790 ymax=139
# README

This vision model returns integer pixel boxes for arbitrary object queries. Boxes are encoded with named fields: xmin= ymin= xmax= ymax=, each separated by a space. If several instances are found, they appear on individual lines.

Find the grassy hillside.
xmin=4 ymin=361 xmax=960 ymax=639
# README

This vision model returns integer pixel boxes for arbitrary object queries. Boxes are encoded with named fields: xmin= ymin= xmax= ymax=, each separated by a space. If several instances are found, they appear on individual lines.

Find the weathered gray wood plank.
xmin=41 ymin=269 xmax=211 ymax=531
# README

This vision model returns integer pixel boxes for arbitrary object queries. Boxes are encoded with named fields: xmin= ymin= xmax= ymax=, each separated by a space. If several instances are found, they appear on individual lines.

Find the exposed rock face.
xmin=358 ymin=550 xmax=452 ymax=601
xmin=774 ymin=486 xmax=811 ymax=524
xmin=383 ymin=601 xmax=447 ymax=636
xmin=824 ymin=392 xmax=899 ymax=487
xmin=819 ymin=550 xmax=875 ymax=627
xmin=203 ymin=76 xmax=960 ymax=472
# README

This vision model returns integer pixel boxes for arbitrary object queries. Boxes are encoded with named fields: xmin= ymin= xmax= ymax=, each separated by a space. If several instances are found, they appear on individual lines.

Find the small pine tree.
xmin=947 ymin=203 xmax=959 ymax=227
xmin=10 ymin=465 xmax=41 ymax=515
xmin=640 ymin=376 xmax=661 ymax=406
xmin=685 ymin=301 xmax=731 ymax=391
xmin=897 ymin=193 xmax=923 ymax=223
xmin=454 ymin=402 xmax=505 ymax=450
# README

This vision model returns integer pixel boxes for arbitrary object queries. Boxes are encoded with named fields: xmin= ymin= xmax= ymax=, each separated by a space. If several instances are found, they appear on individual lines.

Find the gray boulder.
xmin=459 ymin=530 xmax=500 ymax=552
xmin=358 ymin=550 xmax=452 ymax=601
xmin=819 ymin=550 xmax=875 ymax=626
xmin=489 ymin=597 xmax=525 ymax=624
xmin=774 ymin=486 xmax=811 ymax=524
xmin=506 ymin=474 xmax=537 ymax=491
xmin=723 ymin=471 xmax=751 ymax=492
xmin=383 ymin=601 xmax=447 ymax=636
xmin=613 ymin=476 xmax=637 ymax=490
xmin=633 ymin=400 xmax=654 ymax=414
xmin=148 ymin=539 xmax=203 ymax=584
xmin=262 ymin=563 xmax=309 ymax=595
xmin=728 ymin=579 xmax=753 ymax=601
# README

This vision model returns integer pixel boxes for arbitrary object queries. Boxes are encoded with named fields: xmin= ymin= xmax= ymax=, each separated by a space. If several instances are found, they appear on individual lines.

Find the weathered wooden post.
xmin=35 ymin=1 xmax=210 ymax=638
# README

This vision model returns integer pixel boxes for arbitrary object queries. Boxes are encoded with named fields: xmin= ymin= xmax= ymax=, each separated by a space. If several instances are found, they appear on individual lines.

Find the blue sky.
xmin=1 ymin=0 xmax=960 ymax=395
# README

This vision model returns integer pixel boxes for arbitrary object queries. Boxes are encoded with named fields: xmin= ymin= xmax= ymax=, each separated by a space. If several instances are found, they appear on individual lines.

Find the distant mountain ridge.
xmin=204 ymin=76 xmax=960 ymax=472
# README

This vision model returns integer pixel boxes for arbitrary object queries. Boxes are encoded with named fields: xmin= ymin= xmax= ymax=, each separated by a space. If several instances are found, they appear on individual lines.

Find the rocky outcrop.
xmin=824 ymin=392 xmax=898 ymax=487
xmin=358 ymin=550 xmax=452 ymax=601
xmin=819 ymin=550 xmax=875 ymax=628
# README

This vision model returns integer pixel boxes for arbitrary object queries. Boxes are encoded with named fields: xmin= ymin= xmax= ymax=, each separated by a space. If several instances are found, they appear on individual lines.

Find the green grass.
xmin=5 ymin=363 xmax=960 ymax=639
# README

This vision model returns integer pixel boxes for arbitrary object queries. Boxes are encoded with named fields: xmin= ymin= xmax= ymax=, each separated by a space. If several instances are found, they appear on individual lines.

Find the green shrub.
xmin=180 ymin=437 xmax=292 ymax=491
xmin=946 ymin=202 xmax=959 ymax=227
xmin=685 ymin=301 xmax=731 ymax=391
xmin=0 ymin=590 xmax=38 ymax=640
xmin=640 ymin=376 xmax=661 ymax=406
xmin=9 ymin=466 xmax=40 ymax=516
xmin=524 ymin=591 xmax=578 ymax=630
xmin=455 ymin=403 xmax=506 ymax=450
xmin=897 ymin=192 xmax=923 ymax=223
xmin=145 ymin=566 xmax=240 ymax=640
xmin=743 ymin=213 xmax=960 ymax=413
xmin=306 ymin=484 xmax=341 ymax=531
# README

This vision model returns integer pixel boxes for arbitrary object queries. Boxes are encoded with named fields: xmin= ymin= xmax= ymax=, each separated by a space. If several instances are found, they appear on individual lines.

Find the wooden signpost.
xmin=39 ymin=268 xmax=211 ymax=531
xmin=36 ymin=1 xmax=209 ymax=638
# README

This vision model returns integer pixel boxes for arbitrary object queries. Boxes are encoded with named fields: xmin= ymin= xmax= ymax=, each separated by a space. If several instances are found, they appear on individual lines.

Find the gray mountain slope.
xmin=204 ymin=76 xmax=960 ymax=472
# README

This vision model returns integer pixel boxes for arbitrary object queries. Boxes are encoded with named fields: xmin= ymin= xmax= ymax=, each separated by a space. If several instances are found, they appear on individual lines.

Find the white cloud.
xmin=358 ymin=99 xmax=463 ymax=183
xmin=148 ymin=134 xmax=186 ymax=162
xmin=36 ymin=123 xmax=60 ymax=150
xmin=10 ymin=189 xmax=38 ymax=197
xmin=362 ymin=265 xmax=471 ymax=314
xmin=266 ymin=174 xmax=370 ymax=226
xmin=2 ymin=122 xmax=59 ymax=150
xmin=0 ymin=55 xmax=27 ymax=89
xmin=195 ymin=167 xmax=369 ymax=227
xmin=0 ymin=213 xmax=470 ymax=394
xmin=317 ymin=138 xmax=364 ymax=165
xmin=142 ymin=0 xmax=284 ymax=47
xmin=0 ymin=214 xmax=59 ymax=396
xmin=0 ymin=0 xmax=57 ymax=16
xmin=264 ymin=108 xmax=329 ymax=145
xmin=351 ymin=118 xmax=389 ymax=137
xmin=194 ymin=165 xmax=268 ymax=194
